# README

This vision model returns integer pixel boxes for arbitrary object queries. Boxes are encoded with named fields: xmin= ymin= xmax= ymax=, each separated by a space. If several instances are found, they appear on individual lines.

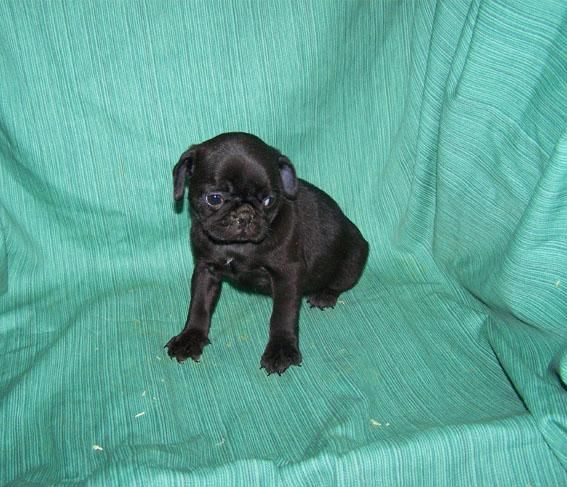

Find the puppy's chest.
xmin=211 ymin=250 xmax=269 ymax=282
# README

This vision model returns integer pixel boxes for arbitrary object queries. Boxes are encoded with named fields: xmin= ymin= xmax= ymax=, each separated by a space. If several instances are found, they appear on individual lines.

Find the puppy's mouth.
xmin=204 ymin=225 xmax=268 ymax=244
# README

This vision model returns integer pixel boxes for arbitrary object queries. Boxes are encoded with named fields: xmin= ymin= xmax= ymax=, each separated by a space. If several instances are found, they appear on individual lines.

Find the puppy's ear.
xmin=173 ymin=147 xmax=196 ymax=201
xmin=278 ymin=155 xmax=298 ymax=199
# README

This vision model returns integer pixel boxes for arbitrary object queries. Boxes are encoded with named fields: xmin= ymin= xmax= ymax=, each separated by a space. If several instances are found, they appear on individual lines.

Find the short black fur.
xmin=166 ymin=132 xmax=369 ymax=375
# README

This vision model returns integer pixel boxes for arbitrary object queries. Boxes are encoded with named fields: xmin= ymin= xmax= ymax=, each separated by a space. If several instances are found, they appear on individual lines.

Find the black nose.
xmin=237 ymin=213 xmax=251 ymax=226
xmin=233 ymin=206 xmax=254 ymax=227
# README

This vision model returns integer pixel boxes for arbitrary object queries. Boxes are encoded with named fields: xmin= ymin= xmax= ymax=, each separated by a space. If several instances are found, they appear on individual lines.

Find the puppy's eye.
xmin=262 ymin=195 xmax=275 ymax=208
xmin=205 ymin=193 xmax=224 ymax=208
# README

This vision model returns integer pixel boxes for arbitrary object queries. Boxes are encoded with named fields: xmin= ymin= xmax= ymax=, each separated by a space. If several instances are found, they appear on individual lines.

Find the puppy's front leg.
xmin=261 ymin=268 xmax=303 ymax=375
xmin=166 ymin=263 xmax=221 ymax=362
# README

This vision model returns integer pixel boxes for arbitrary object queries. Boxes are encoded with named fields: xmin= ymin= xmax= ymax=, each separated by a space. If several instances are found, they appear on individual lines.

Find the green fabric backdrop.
xmin=1 ymin=0 xmax=565 ymax=484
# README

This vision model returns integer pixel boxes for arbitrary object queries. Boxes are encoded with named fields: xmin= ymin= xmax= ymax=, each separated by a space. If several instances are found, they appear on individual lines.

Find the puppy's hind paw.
xmin=165 ymin=330 xmax=210 ymax=363
xmin=307 ymin=289 xmax=340 ymax=310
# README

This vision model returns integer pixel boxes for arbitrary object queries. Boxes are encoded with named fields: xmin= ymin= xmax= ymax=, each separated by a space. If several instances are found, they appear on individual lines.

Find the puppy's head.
xmin=173 ymin=133 xmax=298 ymax=244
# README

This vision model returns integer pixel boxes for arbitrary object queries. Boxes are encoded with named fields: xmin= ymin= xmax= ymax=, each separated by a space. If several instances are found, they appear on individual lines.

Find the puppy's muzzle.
xmin=206 ymin=203 xmax=266 ymax=243
xmin=231 ymin=205 xmax=255 ymax=229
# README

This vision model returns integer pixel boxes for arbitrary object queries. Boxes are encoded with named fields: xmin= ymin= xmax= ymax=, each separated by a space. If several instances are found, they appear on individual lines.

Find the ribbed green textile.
xmin=1 ymin=1 xmax=565 ymax=484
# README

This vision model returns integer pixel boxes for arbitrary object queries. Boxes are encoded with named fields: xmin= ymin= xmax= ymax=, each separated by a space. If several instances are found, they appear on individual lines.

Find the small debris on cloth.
xmin=370 ymin=419 xmax=390 ymax=427
xmin=135 ymin=412 xmax=146 ymax=418
xmin=92 ymin=445 xmax=104 ymax=451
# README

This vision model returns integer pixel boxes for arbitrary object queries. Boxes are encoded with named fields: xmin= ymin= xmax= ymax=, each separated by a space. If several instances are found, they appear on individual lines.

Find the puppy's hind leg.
xmin=308 ymin=230 xmax=369 ymax=310
xmin=307 ymin=289 xmax=340 ymax=309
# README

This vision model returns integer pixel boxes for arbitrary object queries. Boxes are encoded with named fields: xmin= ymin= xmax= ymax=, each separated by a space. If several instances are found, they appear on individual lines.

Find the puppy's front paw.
xmin=260 ymin=338 xmax=302 ymax=375
xmin=165 ymin=330 xmax=210 ymax=363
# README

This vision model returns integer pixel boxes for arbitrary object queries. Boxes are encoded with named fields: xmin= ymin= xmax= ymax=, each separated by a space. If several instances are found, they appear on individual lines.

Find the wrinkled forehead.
xmin=213 ymin=156 xmax=274 ymax=195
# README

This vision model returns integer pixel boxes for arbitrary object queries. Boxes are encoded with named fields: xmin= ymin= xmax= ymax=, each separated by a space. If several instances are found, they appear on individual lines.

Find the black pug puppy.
xmin=166 ymin=132 xmax=368 ymax=375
